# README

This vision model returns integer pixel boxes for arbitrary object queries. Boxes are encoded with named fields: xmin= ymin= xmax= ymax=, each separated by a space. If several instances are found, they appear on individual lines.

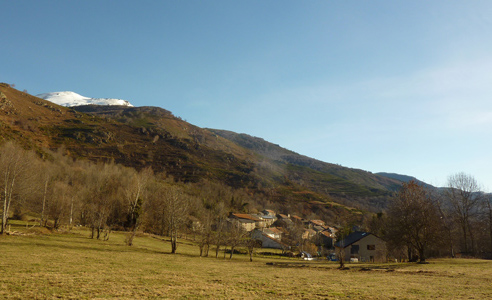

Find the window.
xmin=367 ymin=245 xmax=375 ymax=250
xmin=350 ymin=245 xmax=359 ymax=254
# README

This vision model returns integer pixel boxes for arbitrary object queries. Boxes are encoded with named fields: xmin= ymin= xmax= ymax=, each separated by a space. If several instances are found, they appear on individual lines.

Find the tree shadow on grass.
xmin=7 ymin=235 xmax=165 ymax=255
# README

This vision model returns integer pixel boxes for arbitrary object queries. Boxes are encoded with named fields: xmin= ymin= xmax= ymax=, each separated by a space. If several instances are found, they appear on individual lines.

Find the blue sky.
xmin=2 ymin=1 xmax=492 ymax=189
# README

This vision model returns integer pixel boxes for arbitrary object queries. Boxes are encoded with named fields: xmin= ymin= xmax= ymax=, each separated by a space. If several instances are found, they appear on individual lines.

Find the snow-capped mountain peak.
xmin=36 ymin=91 xmax=133 ymax=107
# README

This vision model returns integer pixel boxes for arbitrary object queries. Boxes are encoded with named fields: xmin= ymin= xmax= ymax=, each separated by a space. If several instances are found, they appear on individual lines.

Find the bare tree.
xmin=213 ymin=202 xmax=228 ymax=258
xmin=486 ymin=196 xmax=492 ymax=254
xmin=124 ymin=167 xmax=153 ymax=246
xmin=446 ymin=173 xmax=483 ymax=255
xmin=386 ymin=181 xmax=443 ymax=263
xmin=47 ymin=181 xmax=72 ymax=229
xmin=39 ymin=163 xmax=53 ymax=227
xmin=162 ymin=185 xmax=189 ymax=254
xmin=35 ymin=151 xmax=67 ymax=228
xmin=335 ymin=225 xmax=353 ymax=269
xmin=195 ymin=209 xmax=213 ymax=257
xmin=0 ymin=142 xmax=35 ymax=234
xmin=244 ymin=236 xmax=262 ymax=262
xmin=82 ymin=163 xmax=122 ymax=240
xmin=38 ymin=152 xmax=78 ymax=229
xmin=226 ymin=220 xmax=248 ymax=260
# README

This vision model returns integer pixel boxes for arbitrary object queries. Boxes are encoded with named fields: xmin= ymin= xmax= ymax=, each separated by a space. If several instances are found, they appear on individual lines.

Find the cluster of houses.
xmin=227 ymin=209 xmax=387 ymax=262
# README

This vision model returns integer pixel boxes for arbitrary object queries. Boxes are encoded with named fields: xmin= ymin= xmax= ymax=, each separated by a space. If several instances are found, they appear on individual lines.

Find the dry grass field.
xmin=1 ymin=226 xmax=491 ymax=299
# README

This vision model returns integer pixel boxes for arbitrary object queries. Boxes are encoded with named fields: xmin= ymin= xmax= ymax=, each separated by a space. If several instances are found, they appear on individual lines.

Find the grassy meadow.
xmin=1 ymin=225 xmax=491 ymax=299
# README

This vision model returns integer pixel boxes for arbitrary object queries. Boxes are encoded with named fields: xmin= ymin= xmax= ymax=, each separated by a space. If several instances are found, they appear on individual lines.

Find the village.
xmin=226 ymin=209 xmax=387 ymax=263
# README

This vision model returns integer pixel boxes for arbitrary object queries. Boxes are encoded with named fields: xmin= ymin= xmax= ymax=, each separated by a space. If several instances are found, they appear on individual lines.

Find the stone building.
xmin=334 ymin=231 xmax=386 ymax=262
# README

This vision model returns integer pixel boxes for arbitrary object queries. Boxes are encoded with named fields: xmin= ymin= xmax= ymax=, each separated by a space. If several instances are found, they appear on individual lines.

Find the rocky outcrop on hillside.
xmin=0 ymin=92 xmax=16 ymax=115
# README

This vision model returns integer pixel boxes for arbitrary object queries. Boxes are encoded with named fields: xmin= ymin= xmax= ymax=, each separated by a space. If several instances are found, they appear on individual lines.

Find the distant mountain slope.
xmin=376 ymin=172 xmax=433 ymax=189
xmin=37 ymin=91 xmax=133 ymax=107
xmin=209 ymin=129 xmax=403 ymax=192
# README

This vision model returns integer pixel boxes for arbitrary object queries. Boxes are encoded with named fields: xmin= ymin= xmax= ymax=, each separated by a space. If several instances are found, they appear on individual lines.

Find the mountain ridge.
xmin=1 ymin=83 xmax=405 ymax=214
xmin=376 ymin=172 xmax=434 ymax=190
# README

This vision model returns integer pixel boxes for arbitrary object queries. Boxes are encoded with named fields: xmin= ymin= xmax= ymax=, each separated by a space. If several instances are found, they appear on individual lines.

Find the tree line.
xmin=3 ymin=140 xmax=491 ymax=262
xmin=0 ymin=141 xmax=281 ymax=258
xmin=368 ymin=175 xmax=492 ymax=262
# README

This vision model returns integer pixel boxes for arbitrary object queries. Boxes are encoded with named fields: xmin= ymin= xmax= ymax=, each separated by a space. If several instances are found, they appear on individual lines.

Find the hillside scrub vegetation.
xmin=0 ymin=84 xmax=402 ymax=217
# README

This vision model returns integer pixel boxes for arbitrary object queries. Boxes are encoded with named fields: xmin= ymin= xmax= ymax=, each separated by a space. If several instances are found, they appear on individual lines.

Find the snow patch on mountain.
xmin=36 ymin=91 xmax=133 ymax=107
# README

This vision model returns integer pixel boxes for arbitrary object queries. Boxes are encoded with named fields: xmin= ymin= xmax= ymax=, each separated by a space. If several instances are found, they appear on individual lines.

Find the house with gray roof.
xmin=334 ymin=231 xmax=386 ymax=262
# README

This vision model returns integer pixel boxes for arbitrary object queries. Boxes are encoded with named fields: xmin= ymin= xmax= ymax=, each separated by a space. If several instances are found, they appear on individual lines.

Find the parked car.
xmin=300 ymin=251 xmax=314 ymax=261
xmin=327 ymin=253 xmax=337 ymax=261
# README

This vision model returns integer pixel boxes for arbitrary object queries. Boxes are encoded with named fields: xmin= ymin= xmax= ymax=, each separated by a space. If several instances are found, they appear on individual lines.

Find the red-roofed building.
xmin=230 ymin=213 xmax=260 ymax=222
xmin=291 ymin=215 xmax=304 ymax=224
xmin=309 ymin=219 xmax=325 ymax=227
xmin=228 ymin=213 xmax=260 ymax=231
